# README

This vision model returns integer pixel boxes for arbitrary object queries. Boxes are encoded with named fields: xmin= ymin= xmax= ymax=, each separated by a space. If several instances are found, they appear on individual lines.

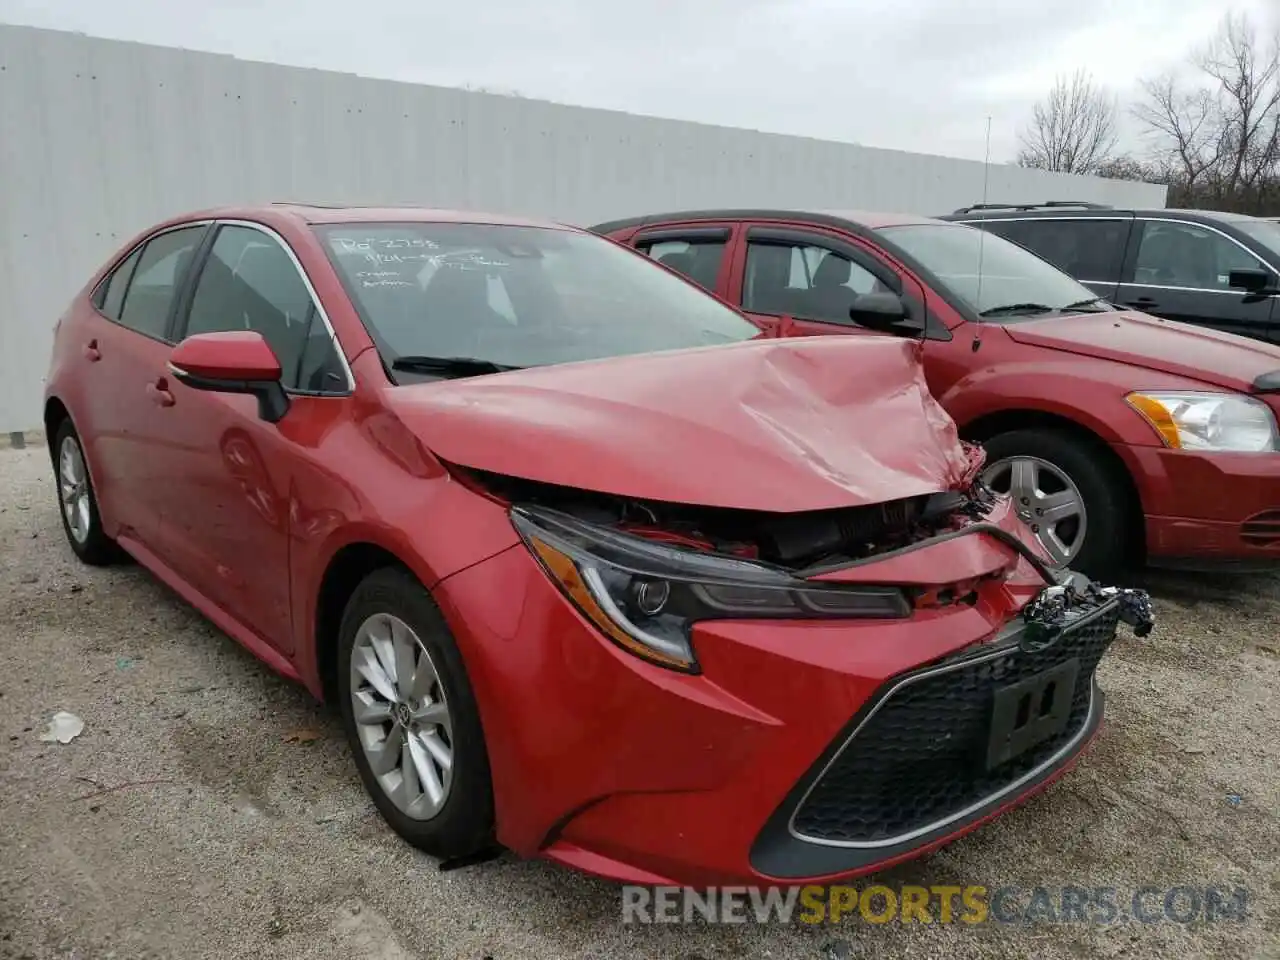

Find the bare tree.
xmin=1017 ymin=70 xmax=1119 ymax=174
xmin=1133 ymin=12 xmax=1280 ymax=211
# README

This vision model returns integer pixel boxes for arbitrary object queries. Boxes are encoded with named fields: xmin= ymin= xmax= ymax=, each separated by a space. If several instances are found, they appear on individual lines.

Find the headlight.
xmin=1125 ymin=391 xmax=1278 ymax=452
xmin=511 ymin=505 xmax=910 ymax=672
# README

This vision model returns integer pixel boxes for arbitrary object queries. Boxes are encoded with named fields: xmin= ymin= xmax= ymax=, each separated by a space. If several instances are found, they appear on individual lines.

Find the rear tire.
xmin=336 ymin=567 xmax=495 ymax=860
xmin=52 ymin=419 xmax=123 ymax=566
xmin=981 ymin=429 xmax=1134 ymax=580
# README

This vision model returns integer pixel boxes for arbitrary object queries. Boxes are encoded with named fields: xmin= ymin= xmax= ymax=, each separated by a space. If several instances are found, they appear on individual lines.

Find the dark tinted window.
xmin=185 ymin=225 xmax=346 ymax=393
xmin=1133 ymin=220 xmax=1266 ymax=290
xmin=638 ymin=239 xmax=726 ymax=290
xmin=980 ymin=218 xmax=1129 ymax=283
xmin=743 ymin=240 xmax=886 ymax=325
xmin=316 ymin=223 xmax=758 ymax=376
xmin=117 ymin=227 xmax=206 ymax=340
xmin=98 ymin=247 xmax=142 ymax=320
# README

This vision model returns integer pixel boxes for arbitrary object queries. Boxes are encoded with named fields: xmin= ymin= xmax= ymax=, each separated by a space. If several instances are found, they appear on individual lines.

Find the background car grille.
xmin=792 ymin=606 xmax=1121 ymax=845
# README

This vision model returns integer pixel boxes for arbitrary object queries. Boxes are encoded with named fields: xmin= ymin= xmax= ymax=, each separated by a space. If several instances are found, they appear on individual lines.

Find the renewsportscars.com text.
xmin=621 ymin=884 xmax=1249 ymax=925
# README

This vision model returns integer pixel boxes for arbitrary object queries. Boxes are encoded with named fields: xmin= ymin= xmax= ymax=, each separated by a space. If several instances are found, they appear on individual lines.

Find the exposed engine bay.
xmin=458 ymin=463 xmax=999 ymax=571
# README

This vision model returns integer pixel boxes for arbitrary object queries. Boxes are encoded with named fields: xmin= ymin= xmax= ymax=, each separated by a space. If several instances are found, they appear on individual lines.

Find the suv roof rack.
xmin=951 ymin=201 xmax=1113 ymax=215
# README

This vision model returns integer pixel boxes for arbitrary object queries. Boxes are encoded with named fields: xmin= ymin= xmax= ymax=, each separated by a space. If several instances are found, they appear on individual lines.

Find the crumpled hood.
xmin=1003 ymin=310 xmax=1280 ymax=392
xmin=381 ymin=337 xmax=980 ymax=512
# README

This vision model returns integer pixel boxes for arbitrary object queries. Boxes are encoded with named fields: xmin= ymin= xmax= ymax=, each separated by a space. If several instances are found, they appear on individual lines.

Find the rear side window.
xmin=983 ymin=219 xmax=1129 ymax=284
xmin=116 ymin=227 xmax=207 ymax=340
xmin=96 ymin=247 xmax=143 ymax=320
xmin=637 ymin=238 xmax=726 ymax=291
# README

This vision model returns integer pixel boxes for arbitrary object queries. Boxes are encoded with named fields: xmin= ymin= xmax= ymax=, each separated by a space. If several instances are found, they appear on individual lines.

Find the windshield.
xmin=1232 ymin=218 xmax=1280 ymax=260
xmin=876 ymin=222 xmax=1103 ymax=320
xmin=315 ymin=222 xmax=760 ymax=378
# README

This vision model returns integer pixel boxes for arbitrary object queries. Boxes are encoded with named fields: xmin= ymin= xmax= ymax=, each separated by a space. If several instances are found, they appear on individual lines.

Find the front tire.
xmin=336 ymin=567 xmax=495 ymax=860
xmin=52 ymin=419 xmax=122 ymax=566
xmin=980 ymin=428 xmax=1134 ymax=580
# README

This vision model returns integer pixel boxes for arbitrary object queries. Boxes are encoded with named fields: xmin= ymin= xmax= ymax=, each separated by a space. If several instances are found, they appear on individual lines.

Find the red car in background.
xmin=43 ymin=203 xmax=1147 ymax=888
xmin=593 ymin=209 xmax=1280 ymax=578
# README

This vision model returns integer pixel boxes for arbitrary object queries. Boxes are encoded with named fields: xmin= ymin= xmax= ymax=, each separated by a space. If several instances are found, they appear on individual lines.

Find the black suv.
xmin=938 ymin=202 xmax=1280 ymax=344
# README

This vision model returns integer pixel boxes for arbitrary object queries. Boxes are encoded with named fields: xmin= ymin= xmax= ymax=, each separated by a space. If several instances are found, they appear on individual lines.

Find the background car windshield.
xmin=877 ymin=223 xmax=1100 ymax=319
xmin=316 ymin=223 xmax=759 ymax=373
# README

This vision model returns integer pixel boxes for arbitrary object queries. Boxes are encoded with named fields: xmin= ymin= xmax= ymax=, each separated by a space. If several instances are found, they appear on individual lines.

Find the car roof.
xmin=589 ymin=208 xmax=945 ymax=234
xmin=178 ymin=202 xmax=574 ymax=231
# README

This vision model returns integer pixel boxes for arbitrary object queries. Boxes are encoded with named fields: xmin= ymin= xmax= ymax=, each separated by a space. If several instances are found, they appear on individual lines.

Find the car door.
xmin=630 ymin=223 xmax=739 ymax=299
xmin=976 ymin=215 xmax=1132 ymax=303
xmin=731 ymin=224 xmax=927 ymax=337
xmin=1116 ymin=217 xmax=1277 ymax=342
xmin=81 ymin=223 xmax=212 ymax=550
xmin=154 ymin=221 xmax=352 ymax=653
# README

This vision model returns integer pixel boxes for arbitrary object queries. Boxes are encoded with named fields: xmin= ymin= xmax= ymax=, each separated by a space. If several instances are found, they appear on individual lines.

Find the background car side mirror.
xmin=849 ymin=291 xmax=925 ymax=336
xmin=1229 ymin=267 xmax=1279 ymax=301
xmin=168 ymin=331 xmax=290 ymax=423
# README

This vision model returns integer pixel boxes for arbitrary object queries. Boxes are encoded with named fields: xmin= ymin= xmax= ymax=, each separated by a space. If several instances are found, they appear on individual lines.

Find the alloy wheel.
xmin=349 ymin=612 xmax=454 ymax=820
xmin=981 ymin=455 xmax=1087 ymax=565
xmin=58 ymin=435 xmax=92 ymax=545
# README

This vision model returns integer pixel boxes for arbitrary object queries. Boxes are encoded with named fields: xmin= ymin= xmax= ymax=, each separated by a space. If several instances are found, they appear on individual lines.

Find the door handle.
xmin=147 ymin=378 xmax=175 ymax=408
xmin=1125 ymin=297 xmax=1158 ymax=309
xmin=83 ymin=339 xmax=101 ymax=361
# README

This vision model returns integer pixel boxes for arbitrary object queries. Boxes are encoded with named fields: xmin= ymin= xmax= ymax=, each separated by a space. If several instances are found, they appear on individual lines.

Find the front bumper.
xmin=1117 ymin=444 xmax=1280 ymax=570
xmin=432 ymin=518 xmax=1124 ymax=887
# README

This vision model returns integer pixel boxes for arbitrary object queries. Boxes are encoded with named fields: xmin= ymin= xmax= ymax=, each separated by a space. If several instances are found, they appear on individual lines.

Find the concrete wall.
xmin=0 ymin=23 xmax=1169 ymax=431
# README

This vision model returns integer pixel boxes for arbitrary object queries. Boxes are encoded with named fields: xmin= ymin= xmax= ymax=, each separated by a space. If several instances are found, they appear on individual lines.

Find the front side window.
xmin=638 ymin=239 xmax=726 ymax=291
xmin=1134 ymin=221 xmax=1266 ymax=291
xmin=316 ymin=223 xmax=760 ymax=378
xmin=116 ymin=226 xmax=207 ymax=339
xmin=876 ymin=223 xmax=1101 ymax=320
xmin=985 ymin=219 xmax=1129 ymax=284
xmin=183 ymin=225 xmax=346 ymax=392
xmin=743 ymin=241 xmax=884 ymax=325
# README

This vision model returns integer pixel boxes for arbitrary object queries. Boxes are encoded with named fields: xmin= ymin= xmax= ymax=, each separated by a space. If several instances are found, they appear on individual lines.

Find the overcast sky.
xmin=0 ymin=0 xmax=1275 ymax=162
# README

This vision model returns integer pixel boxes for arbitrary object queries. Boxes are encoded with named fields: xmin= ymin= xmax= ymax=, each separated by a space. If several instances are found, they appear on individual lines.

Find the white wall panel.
xmin=0 ymin=23 xmax=1168 ymax=431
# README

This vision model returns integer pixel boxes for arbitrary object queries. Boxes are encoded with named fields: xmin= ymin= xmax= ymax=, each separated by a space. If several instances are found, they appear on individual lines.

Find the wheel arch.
xmin=43 ymin=396 xmax=71 ymax=459
xmin=312 ymin=540 xmax=419 ymax=706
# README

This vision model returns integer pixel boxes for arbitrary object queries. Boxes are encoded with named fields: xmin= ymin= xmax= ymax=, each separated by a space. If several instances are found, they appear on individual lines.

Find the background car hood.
xmin=1003 ymin=311 xmax=1280 ymax=392
xmin=382 ymin=337 xmax=978 ymax=512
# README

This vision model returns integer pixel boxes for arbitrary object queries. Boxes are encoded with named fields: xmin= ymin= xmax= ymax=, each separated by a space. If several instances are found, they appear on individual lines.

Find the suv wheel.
xmin=980 ymin=429 xmax=1132 ymax=580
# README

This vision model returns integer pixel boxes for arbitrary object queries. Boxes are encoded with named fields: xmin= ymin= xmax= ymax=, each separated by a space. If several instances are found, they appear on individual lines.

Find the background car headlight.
xmin=511 ymin=505 xmax=910 ymax=672
xmin=1125 ymin=391 xmax=1278 ymax=452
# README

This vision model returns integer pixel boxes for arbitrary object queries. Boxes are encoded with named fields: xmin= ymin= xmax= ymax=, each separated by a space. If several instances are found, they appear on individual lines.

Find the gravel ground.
xmin=1 ymin=443 xmax=1277 ymax=960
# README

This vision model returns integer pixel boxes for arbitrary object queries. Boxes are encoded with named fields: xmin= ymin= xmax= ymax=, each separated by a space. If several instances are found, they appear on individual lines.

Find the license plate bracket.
xmin=986 ymin=658 xmax=1080 ymax=770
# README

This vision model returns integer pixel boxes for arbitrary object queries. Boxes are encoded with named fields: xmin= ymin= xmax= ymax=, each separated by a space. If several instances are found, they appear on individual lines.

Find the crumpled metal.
xmin=1020 ymin=572 xmax=1155 ymax=652
xmin=386 ymin=336 xmax=979 ymax=512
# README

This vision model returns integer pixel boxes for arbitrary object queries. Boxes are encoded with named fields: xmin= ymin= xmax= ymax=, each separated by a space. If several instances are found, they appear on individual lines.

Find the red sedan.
xmin=592 ymin=209 xmax=1280 ymax=578
xmin=43 ymin=204 xmax=1147 ymax=886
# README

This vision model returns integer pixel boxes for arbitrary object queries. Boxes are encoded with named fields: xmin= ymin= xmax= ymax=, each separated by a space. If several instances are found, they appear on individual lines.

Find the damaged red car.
xmin=43 ymin=205 xmax=1150 ymax=887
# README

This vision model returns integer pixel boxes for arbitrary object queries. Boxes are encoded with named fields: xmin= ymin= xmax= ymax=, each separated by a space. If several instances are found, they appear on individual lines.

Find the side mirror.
xmin=168 ymin=331 xmax=290 ymax=423
xmin=1229 ymin=268 xmax=1279 ymax=302
xmin=1229 ymin=268 xmax=1272 ymax=292
xmin=849 ymin=291 xmax=925 ymax=335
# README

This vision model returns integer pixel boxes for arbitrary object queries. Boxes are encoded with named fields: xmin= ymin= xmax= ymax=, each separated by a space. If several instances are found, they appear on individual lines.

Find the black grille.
xmin=792 ymin=605 xmax=1121 ymax=844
